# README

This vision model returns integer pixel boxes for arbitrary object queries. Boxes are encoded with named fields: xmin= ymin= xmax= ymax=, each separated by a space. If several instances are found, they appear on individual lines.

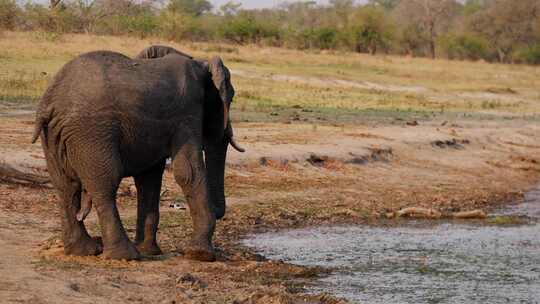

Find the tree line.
xmin=1 ymin=0 xmax=539 ymax=64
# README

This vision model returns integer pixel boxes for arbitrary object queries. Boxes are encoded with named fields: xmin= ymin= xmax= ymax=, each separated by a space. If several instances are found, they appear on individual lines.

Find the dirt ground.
xmin=1 ymin=111 xmax=540 ymax=304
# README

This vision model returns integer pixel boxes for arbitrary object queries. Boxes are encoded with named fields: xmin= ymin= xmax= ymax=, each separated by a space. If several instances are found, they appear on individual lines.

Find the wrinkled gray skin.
xmin=32 ymin=46 xmax=243 ymax=261
xmin=136 ymin=45 xmax=193 ymax=60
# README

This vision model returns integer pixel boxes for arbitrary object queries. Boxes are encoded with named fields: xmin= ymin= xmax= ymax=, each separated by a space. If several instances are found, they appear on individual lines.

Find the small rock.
xmin=67 ymin=282 xmax=80 ymax=292
xmin=307 ymin=153 xmax=329 ymax=166
xmin=176 ymin=273 xmax=207 ymax=290
xmin=406 ymin=120 xmax=419 ymax=126
xmin=259 ymin=157 xmax=269 ymax=166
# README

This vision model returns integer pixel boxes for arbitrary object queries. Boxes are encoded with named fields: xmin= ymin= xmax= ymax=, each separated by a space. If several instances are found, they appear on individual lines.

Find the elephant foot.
xmin=102 ymin=241 xmax=141 ymax=261
xmin=64 ymin=236 xmax=103 ymax=256
xmin=185 ymin=244 xmax=216 ymax=262
xmin=136 ymin=241 xmax=162 ymax=256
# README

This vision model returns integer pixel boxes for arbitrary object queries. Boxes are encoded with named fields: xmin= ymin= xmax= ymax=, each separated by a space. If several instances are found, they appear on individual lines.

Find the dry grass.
xmin=1 ymin=31 xmax=539 ymax=117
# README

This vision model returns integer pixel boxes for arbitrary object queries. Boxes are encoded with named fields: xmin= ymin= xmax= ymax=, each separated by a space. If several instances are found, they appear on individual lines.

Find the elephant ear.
xmin=208 ymin=56 xmax=234 ymax=130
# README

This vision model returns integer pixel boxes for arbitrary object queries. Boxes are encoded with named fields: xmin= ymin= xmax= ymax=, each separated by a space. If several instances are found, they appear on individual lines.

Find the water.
xmin=243 ymin=187 xmax=540 ymax=304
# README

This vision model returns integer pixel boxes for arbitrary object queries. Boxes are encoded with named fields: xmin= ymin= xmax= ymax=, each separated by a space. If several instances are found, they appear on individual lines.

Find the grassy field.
xmin=1 ymin=31 xmax=539 ymax=120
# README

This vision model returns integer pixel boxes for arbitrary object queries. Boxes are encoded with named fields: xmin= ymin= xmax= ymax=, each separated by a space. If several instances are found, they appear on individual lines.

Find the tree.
xmin=329 ymin=0 xmax=353 ymax=28
xmin=0 ymin=0 xmax=20 ymax=30
xmin=64 ymin=0 xmax=104 ymax=33
xmin=280 ymin=1 xmax=319 ymax=29
xmin=394 ymin=0 xmax=459 ymax=58
xmin=219 ymin=11 xmax=280 ymax=45
xmin=219 ymin=1 xmax=241 ymax=16
xmin=368 ymin=0 xmax=400 ymax=10
xmin=167 ymin=0 xmax=212 ymax=16
xmin=348 ymin=5 xmax=395 ymax=54
xmin=462 ymin=0 xmax=485 ymax=16
xmin=50 ymin=0 xmax=63 ymax=9
xmin=467 ymin=0 xmax=540 ymax=62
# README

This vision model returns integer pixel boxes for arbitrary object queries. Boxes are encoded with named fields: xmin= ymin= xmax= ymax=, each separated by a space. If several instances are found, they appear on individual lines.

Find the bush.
xmin=347 ymin=6 xmax=394 ymax=54
xmin=0 ymin=0 xmax=20 ymax=30
xmin=439 ymin=33 xmax=488 ymax=61
xmin=22 ymin=3 xmax=77 ymax=33
xmin=397 ymin=23 xmax=428 ymax=56
xmin=514 ymin=44 xmax=540 ymax=65
xmin=312 ymin=27 xmax=338 ymax=50
xmin=219 ymin=12 xmax=280 ymax=45
xmin=99 ymin=14 xmax=158 ymax=38
xmin=159 ymin=12 xmax=197 ymax=41
xmin=285 ymin=27 xmax=338 ymax=50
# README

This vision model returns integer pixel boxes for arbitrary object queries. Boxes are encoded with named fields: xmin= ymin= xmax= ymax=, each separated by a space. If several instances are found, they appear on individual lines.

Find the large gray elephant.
xmin=31 ymin=46 xmax=244 ymax=261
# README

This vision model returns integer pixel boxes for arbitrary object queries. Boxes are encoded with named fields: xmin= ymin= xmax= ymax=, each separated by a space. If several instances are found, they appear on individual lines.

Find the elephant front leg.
xmin=134 ymin=160 xmax=166 ymax=256
xmin=173 ymin=147 xmax=216 ymax=262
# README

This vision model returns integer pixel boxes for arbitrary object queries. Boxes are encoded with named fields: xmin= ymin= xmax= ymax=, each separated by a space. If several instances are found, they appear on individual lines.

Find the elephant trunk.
xmin=205 ymin=138 xmax=228 ymax=220
xmin=205 ymin=121 xmax=245 ymax=219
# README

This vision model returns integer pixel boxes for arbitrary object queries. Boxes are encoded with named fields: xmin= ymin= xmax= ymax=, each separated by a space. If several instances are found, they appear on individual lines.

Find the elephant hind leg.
xmin=43 ymin=146 xmax=102 ymax=256
xmin=75 ymin=145 xmax=140 ymax=261
xmin=53 ymin=179 xmax=102 ymax=256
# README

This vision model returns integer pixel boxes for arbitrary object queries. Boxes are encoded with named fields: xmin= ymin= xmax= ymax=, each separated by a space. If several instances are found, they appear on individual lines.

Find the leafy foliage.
xmin=167 ymin=0 xmax=212 ymax=16
xmin=439 ymin=33 xmax=488 ymax=60
xmin=0 ymin=0 xmax=20 ymax=30
xmin=0 ymin=0 xmax=539 ymax=64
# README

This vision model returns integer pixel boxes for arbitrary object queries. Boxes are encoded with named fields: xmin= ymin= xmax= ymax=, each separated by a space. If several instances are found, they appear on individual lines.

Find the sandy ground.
xmin=1 ymin=112 xmax=540 ymax=303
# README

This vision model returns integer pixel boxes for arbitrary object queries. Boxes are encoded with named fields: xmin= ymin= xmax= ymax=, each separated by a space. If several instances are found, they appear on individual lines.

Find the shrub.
xmin=439 ymin=33 xmax=488 ymax=61
xmin=312 ymin=27 xmax=338 ymax=50
xmin=159 ymin=11 xmax=213 ymax=42
xmin=0 ymin=0 xmax=20 ymax=30
xmin=219 ymin=12 xmax=280 ymax=45
xmin=22 ymin=3 xmax=77 ymax=33
xmin=514 ymin=44 xmax=540 ymax=65
xmin=347 ymin=6 xmax=394 ymax=54
xmin=118 ymin=14 xmax=159 ymax=38
xmin=397 ymin=23 xmax=428 ymax=56
xmin=284 ymin=27 xmax=338 ymax=50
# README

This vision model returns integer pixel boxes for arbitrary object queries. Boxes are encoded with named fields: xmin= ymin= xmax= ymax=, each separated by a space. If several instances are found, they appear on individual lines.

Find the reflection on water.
xmin=243 ymin=187 xmax=540 ymax=304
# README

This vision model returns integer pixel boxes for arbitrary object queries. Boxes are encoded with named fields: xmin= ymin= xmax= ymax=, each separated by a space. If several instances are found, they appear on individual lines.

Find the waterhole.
xmin=243 ymin=187 xmax=540 ymax=304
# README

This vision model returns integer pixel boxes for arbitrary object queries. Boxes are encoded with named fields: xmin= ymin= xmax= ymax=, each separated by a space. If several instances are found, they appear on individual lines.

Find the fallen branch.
xmin=396 ymin=207 xmax=442 ymax=219
xmin=451 ymin=210 xmax=487 ymax=219
xmin=386 ymin=207 xmax=487 ymax=220
xmin=0 ymin=162 xmax=51 ymax=188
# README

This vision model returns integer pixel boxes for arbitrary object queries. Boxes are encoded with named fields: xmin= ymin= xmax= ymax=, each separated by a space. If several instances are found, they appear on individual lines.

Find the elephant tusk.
xmin=223 ymin=102 xmax=229 ymax=130
xmin=230 ymin=136 xmax=246 ymax=153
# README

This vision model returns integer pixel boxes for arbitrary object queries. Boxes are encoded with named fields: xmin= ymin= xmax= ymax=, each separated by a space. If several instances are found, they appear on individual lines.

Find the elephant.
xmin=31 ymin=46 xmax=244 ymax=261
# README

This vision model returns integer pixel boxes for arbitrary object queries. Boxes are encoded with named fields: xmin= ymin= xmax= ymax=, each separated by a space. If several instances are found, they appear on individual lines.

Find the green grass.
xmin=487 ymin=215 xmax=526 ymax=226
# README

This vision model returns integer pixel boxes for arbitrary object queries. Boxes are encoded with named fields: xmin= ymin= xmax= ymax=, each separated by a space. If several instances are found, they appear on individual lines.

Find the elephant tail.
xmin=31 ymin=117 xmax=44 ymax=144
xmin=31 ymin=105 xmax=52 ymax=144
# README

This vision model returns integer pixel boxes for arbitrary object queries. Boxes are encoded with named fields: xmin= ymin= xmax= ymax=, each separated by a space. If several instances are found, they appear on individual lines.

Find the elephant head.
xmin=136 ymin=46 xmax=244 ymax=219
xmin=203 ymin=56 xmax=244 ymax=219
